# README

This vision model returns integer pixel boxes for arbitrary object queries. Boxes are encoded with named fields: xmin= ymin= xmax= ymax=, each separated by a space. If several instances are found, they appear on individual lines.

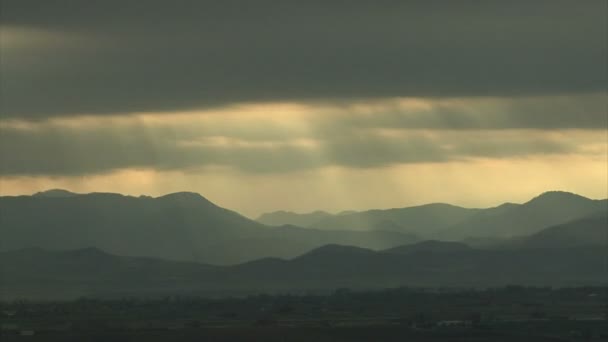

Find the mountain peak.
xmin=157 ymin=191 xmax=206 ymax=201
xmin=32 ymin=189 xmax=79 ymax=198
xmin=525 ymin=191 xmax=590 ymax=205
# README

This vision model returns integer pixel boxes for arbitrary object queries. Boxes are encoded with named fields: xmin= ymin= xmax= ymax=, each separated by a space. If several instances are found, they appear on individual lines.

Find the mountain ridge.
xmin=2 ymin=242 xmax=605 ymax=300
xmin=2 ymin=189 xmax=605 ymax=265
xmin=0 ymin=191 xmax=418 ymax=265
xmin=257 ymin=191 xmax=606 ymax=240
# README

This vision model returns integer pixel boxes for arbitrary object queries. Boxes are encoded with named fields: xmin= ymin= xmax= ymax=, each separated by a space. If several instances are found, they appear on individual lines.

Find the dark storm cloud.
xmin=1 ymin=1 xmax=606 ymax=119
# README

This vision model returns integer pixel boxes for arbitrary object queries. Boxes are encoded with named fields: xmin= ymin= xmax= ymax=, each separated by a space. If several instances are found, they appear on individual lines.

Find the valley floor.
xmin=1 ymin=287 xmax=606 ymax=341
xmin=0 ymin=327 xmax=587 ymax=342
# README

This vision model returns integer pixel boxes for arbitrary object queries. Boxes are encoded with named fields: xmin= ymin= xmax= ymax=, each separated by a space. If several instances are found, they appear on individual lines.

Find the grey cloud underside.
xmin=315 ymin=94 xmax=608 ymax=130
xmin=0 ymin=123 xmax=582 ymax=176
xmin=1 ymin=1 xmax=606 ymax=119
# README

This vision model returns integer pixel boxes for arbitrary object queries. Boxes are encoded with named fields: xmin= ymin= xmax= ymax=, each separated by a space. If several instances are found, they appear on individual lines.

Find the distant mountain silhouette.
xmin=508 ymin=213 xmax=608 ymax=249
xmin=2 ymin=243 xmax=605 ymax=300
xmin=294 ymin=244 xmax=377 ymax=261
xmin=310 ymin=203 xmax=479 ymax=236
xmin=383 ymin=240 xmax=472 ymax=254
xmin=0 ymin=190 xmax=418 ymax=265
xmin=440 ymin=191 xmax=607 ymax=239
xmin=257 ymin=210 xmax=332 ymax=227
xmin=290 ymin=191 xmax=607 ymax=241
xmin=0 ymin=247 xmax=218 ymax=299
xmin=32 ymin=189 xmax=79 ymax=197
xmin=2 ymin=189 xmax=604 ymax=266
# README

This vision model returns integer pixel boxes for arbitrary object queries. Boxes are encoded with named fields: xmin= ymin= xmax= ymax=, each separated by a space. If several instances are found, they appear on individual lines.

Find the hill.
xmin=441 ymin=191 xmax=607 ymax=239
xmin=32 ymin=189 xmax=79 ymax=197
xmin=257 ymin=210 xmax=332 ymax=227
xmin=0 ymin=191 xmax=418 ymax=265
xmin=2 ymin=242 xmax=606 ymax=299
xmin=310 ymin=203 xmax=479 ymax=237
xmin=305 ymin=191 xmax=607 ymax=240
xmin=509 ymin=213 xmax=608 ymax=249
xmin=383 ymin=240 xmax=472 ymax=254
xmin=274 ymin=192 xmax=607 ymax=241
xmin=0 ymin=247 xmax=219 ymax=299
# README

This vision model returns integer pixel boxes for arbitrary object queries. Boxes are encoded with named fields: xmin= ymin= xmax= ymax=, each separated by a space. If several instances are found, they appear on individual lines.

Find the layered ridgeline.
xmin=257 ymin=191 xmax=607 ymax=240
xmin=1 ymin=190 xmax=604 ymax=266
xmin=2 ymin=226 xmax=606 ymax=299
xmin=257 ymin=210 xmax=333 ymax=227
xmin=258 ymin=203 xmax=477 ymax=235
xmin=2 ymin=210 xmax=605 ymax=299
xmin=0 ymin=190 xmax=417 ymax=265
xmin=505 ymin=213 xmax=608 ymax=249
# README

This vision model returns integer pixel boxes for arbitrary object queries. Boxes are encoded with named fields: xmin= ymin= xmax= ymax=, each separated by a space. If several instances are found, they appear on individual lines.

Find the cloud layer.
xmin=1 ymin=95 xmax=604 ymax=176
xmin=1 ymin=1 xmax=606 ymax=119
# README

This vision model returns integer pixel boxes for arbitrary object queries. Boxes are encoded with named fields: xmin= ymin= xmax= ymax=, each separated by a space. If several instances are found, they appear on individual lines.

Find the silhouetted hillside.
xmin=441 ymin=191 xmax=607 ymax=239
xmin=509 ymin=213 xmax=608 ymax=249
xmin=257 ymin=210 xmax=332 ymax=227
xmin=32 ymin=189 xmax=79 ymax=197
xmin=383 ymin=240 xmax=472 ymax=254
xmin=2 ymin=243 xmax=605 ymax=300
xmin=2 ymin=190 xmax=603 ymax=265
xmin=0 ymin=247 xmax=219 ymax=299
xmin=270 ymin=192 xmax=607 ymax=241
xmin=293 ymin=244 xmax=378 ymax=264
xmin=310 ymin=203 xmax=479 ymax=236
xmin=0 ymin=191 xmax=418 ymax=265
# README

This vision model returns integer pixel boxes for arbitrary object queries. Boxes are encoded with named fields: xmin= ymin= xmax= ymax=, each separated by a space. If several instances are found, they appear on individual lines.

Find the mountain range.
xmin=2 ymin=190 xmax=606 ymax=264
xmin=2 ymin=238 xmax=605 ymax=300
xmin=257 ymin=191 xmax=607 ymax=240
xmin=0 ymin=191 xmax=418 ymax=265
xmin=257 ymin=210 xmax=334 ymax=227
xmin=1 ymin=187 xmax=606 ymax=299
xmin=506 ymin=213 xmax=607 ymax=249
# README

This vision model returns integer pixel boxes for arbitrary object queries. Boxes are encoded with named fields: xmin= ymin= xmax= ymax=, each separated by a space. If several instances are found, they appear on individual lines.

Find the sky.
xmin=0 ymin=1 xmax=606 ymax=217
